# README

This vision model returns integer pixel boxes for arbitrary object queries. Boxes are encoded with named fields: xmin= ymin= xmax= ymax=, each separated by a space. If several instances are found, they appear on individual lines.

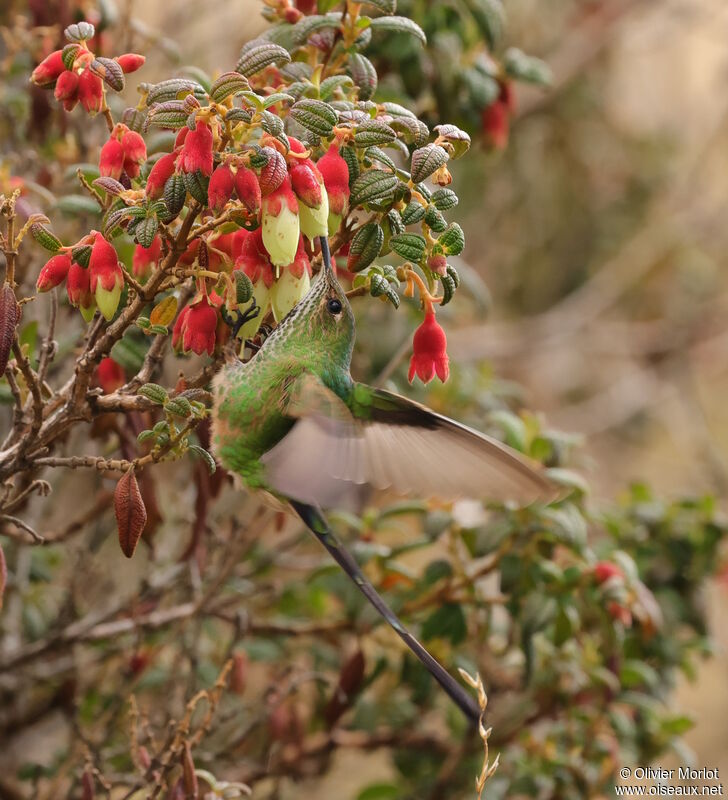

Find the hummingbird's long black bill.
xmin=290 ymin=500 xmax=480 ymax=723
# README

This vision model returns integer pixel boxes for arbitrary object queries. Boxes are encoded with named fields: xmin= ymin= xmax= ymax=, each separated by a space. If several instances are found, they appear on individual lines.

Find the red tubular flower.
xmin=67 ymin=262 xmax=96 ymax=321
xmin=174 ymin=127 xmax=189 ymax=148
xmin=54 ymin=70 xmax=80 ymax=111
xmin=234 ymin=228 xmax=274 ymax=287
xmin=89 ymin=233 xmax=124 ymax=321
xmin=78 ymin=68 xmax=104 ymax=114
xmin=37 ymin=254 xmax=72 ymax=291
xmin=116 ymin=53 xmax=145 ymax=74
xmin=31 ymin=49 xmax=65 ymax=88
xmin=261 ymin=177 xmax=300 ymax=267
xmin=594 ymin=562 xmax=624 ymax=584
xmin=208 ymin=164 xmax=235 ymax=214
xmin=96 ymin=357 xmax=126 ymax=394
xmin=180 ymin=121 xmax=213 ymax=176
xmin=121 ymin=129 xmax=147 ymax=178
xmin=482 ymin=81 xmax=515 ymax=150
xmin=408 ymin=311 xmax=449 ymax=384
xmin=99 ymin=137 xmax=125 ymax=180
xmin=172 ymin=298 xmax=218 ymax=355
xmin=145 ymin=150 xmax=179 ymax=198
xmin=234 ymin=166 xmax=261 ymax=216
xmin=132 ymin=235 xmax=162 ymax=281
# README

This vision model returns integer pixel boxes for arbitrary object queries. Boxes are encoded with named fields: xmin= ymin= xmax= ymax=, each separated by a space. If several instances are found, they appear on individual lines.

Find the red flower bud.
xmin=289 ymin=162 xmax=323 ymax=209
xmin=317 ymin=144 xmax=349 ymax=216
xmin=294 ymin=0 xmax=317 ymax=12
xmin=234 ymin=228 xmax=274 ymax=287
xmin=37 ymin=254 xmax=71 ymax=291
xmin=78 ymin=68 xmax=104 ymax=115
xmin=208 ymin=164 xmax=235 ymax=214
xmin=234 ymin=166 xmax=262 ymax=216
xmin=132 ymin=235 xmax=162 ymax=280
xmin=174 ymin=127 xmax=189 ymax=148
xmin=172 ymin=297 xmax=218 ymax=355
xmin=145 ymin=150 xmax=179 ymax=198
xmin=54 ymin=70 xmax=80 ymax=111
xmin=607 ymin=601 xmax=632 ymax=627
xmin=481 ymin=83 xmax=514 ymax=150
xmin=284 ymin=7 xmax=303 ymax=23
xmin=287 ymin=236 xmax=312 ymax=280
xmin=31 ymin=49 xmax=65 ymax=88
xmin=96 ymin=357 xmax=125 ymax=394
xmin=594 ymin=562 xmax=624 ymax=585
xmin=99 ymin=137 xmax=125 ymax=180
xmin=427 ymin=253 xmax=448 ymax=276
xmin=67 ymin=262 xmax=96 ymax=321
xmin=180 ymin=121 xmax=213 ymax=177
xmin=89 ymin=233 xmax=124 ymax=320
xmin=408 ymin=311 xmax=449 ymax=384
xmin=116 ymin=53 xmax=145 ymax=74
xmin=121 ymin=129 xmax=147 ymax=179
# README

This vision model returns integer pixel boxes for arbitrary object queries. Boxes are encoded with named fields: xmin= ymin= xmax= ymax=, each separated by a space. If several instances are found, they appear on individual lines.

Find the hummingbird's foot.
xmin=220 ymin=299 xmax=259 ymax=340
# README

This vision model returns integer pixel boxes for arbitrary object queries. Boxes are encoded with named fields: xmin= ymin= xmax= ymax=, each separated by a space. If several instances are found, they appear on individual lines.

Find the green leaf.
xmin=431 ymin=188 xmax=458 ymax=211
xmin=421 ymin=603 xmax=466 ymax=644
xmin=137 ymin=383 xmax=168 ymax=405
xmin=349 ymin=170 xmax=398 ymax=206
xmin=134 ymin=216 xmax=159 ymax=248
xmin=348 ymin=53 xmax=378 ymax=101
xmin=354 ymin=119 xmax=397 ymax=147
xmin=401 ymin=201 xmax=425 ymax=225
xmin=209 ymin=71 xmax=250 ymax=103
xmin=438 ymin=222 xmax=465 ymax=256
xmin=319 ymin=75 xmax=353 ymax=101
xmin=433 ymin=124 xmax=471 ymax=159
xmin=236 ymin=40 xmax=291 ymax=77
xmin=389 ymin=232 xmax=426 ymax=263
xmin=619 ymin=660 xmax=659 ymax=690
xmin=290 ymin=98 xmax=338 ymax=136
xmin=348 ymin=223 xmax=384 ymax=272
xmin=369 ymin=15 xmax=426 ymax=45
xmin=189 ymin=445 xmax=217 ymax=474
xmin=465 ymin=0 xmax=505 ymax=50
xmin=424 ymin=206 xmax=447 ymax=233
xmin=164 ymin=174 xmax=187 ymax=218
xmin=503 ymin=47 xmax=552 ymax=86
xmin=410 ymin=144 xmax=448 ymax=183
xmin=54 ymin=195 xmax=101 ymax=216
xmin=30 ymin=222 xmax=62 ymax=253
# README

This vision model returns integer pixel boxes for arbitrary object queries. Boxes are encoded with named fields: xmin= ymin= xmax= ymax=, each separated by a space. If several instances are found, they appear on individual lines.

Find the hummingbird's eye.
xmin=327 ymin=298 xmax=342 ymax=315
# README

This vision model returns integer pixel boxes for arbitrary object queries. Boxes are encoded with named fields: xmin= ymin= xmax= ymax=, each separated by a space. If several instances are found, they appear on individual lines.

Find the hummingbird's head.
xmin=266 ymin=238 xmax=355 ymax=369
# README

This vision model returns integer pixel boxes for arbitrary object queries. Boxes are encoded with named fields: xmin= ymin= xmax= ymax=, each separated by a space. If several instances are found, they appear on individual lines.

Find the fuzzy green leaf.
xmin=348 ymin=223 xmax=384 ymax=272
xmin=349 ymin=170 xmax=399 ymax=206
xmin=369 ymin=15 xmax=426 ymax=45
xmin=290 ymin=98 xmax=338 ymax=136
xmin=389 ymin=232 xmax=426 ymax=263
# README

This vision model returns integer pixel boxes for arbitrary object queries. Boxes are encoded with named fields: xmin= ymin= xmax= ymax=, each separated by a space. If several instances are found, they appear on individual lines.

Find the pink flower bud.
xmin=234 ymin=166 xmax=262 ymax=216
xmin=145 ymin=150 xmax=179 ymax=198
xmin=121 ymin=129 xmax=147 ymax=179
xmin=78 ymin=68 xmax=104 ymax=115
xmin=96 ymin=357 xmax=126 ymax=394
xmin=261 ymin=177 xmax=300 ymax=268
xmin=37 ymin=254 xmax=72 ymax=291
xmin=208 ymin=164 xmax=235 ymax=214
xmin=173 ymin=298 xmax=218 ymax=355
xmin=54 ymin=70 xmax=80 ymax=111
xmin=116 ymin=53 xmax=145 ymax=74
xmin=31 ymin=50 xmax=65 ymax=88
xmin=99 ymin=137 xmax=125 ymax=180
xmin=89 ymin=233 xmax=124 ymax=321
xmin=408 ymin=311 xmax=449 ymax=384
xmin=132 ymin=235 xmax=162 ymax=281
xmin=67 ymin=262 xmax=96 ymax=321
xmin=427 ymin=253 xmax=448 ymax=276
xmin=180 ymin=121 xmax=213 ymax=177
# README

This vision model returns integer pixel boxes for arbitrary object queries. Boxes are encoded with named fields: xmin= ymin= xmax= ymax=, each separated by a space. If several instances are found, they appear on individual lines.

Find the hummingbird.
xmin=212 ymin=237 xmax=553 ymax=722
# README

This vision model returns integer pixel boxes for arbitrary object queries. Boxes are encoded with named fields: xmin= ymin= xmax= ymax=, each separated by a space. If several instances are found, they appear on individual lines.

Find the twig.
xmin=0 ymin=514 xmax=45 ymax=544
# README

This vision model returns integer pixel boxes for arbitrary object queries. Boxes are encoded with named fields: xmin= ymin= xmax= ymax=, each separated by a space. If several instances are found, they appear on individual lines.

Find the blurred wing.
xmin=262 ymin=375 xmax=555 ymax=508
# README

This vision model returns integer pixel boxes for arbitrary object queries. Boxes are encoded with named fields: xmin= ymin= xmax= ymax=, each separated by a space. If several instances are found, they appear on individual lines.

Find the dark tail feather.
xmin=291 ymin=500 xmax=480 ymax=723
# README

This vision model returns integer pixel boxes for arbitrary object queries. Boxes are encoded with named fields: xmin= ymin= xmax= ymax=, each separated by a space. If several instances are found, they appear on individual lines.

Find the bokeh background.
xmin=1 ymin=0 xmax=727 ymax=795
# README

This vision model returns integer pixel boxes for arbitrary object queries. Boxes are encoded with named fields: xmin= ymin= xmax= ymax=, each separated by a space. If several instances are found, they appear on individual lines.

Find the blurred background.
xmin=1 ymin=0 xmax=727 ymax=795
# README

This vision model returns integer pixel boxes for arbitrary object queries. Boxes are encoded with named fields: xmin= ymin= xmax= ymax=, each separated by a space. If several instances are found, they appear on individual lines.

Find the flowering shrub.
xmin=0 ymin=2 xmax=725 ymax=799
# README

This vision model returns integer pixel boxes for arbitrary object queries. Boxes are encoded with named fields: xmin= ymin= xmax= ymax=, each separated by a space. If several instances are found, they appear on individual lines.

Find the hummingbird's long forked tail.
xmin=290 ymin=500 xmax=481 ymax=723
